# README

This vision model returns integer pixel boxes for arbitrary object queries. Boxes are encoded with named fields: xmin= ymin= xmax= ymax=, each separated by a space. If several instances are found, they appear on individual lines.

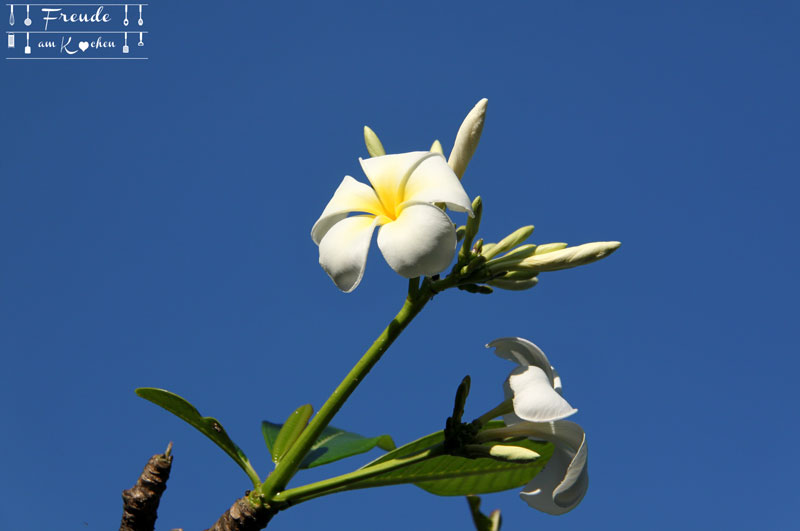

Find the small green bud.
xmin=451 ymin=375 xmax=471 ymax=423
xmin=363 ymin=126 xmax=386 ymax=157
xmin=487 ymin=278 xmax=539 ymax=291
xmin=458 ymin=283 xmax=493 ymax=294
xmin=459 ymin=196 xmax=483 ymax=263
xmin=482 ymin=225 xmax=535 ymax=260
xmin=498 ymin=269 xmax=539 ymax=281
xmin=485 ymin=244 xmax=538 ymax=270
xmin=455 ymin=225 xmax=466 ymax=242
xmin=460 ymin=254 xmax=487 ymax=276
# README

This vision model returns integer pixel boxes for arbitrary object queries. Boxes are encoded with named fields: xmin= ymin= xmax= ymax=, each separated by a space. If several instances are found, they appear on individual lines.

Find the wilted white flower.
xmin=481 ymin=337 xmax=588 ymax=515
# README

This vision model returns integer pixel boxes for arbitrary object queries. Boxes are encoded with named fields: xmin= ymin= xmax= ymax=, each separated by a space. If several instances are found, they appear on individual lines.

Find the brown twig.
xmin=203 ymin=496 xmax=277 ymax=531
xmin=120 ymin=442 xmax=174 ymax=531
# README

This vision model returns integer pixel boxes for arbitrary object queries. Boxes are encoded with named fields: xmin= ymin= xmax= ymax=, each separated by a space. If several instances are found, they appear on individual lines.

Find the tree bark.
xmin=204 ymin=496 xmax=277 ymax=531
xmin=120 ymin=443 xmax=174 ymax=531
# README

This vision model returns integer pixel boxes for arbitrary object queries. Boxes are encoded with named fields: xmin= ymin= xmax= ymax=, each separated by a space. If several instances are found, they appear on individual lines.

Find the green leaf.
xmin=136 ymin=388 xmax=260 ymax=486
xmin=356 ymin=421 xmax=552 ymax=496
xmin=261 ymin=420 xmax=396 ymax=469
xmin=265 ymin=404 xmax=313 ymax=464
xmin=467 ymin=496 xmax=502 ymax=531
xmin=302 ymin=425 xmax=396 ymax=469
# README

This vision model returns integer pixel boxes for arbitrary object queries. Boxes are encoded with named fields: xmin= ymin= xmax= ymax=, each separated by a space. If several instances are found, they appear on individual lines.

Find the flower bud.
xmin=498 ymin=269 xmax=539 ymax=281
xmin=430 ymin=139 xmax=444 ymax=155
xmin=482 ymin=226 xmax=535 ymax=260
xmin=459 ymin=196 xmax=483 ymax=262
xmin=534 ymin=242 xmax=568 ymax=255
xmin=448 ymin=98 xmax=488 ymax=180
xmin=485 ymin=244 xmax=538 ymax=270
xmin=488 ymin=277 xmax=539 ymax=291
xmin=464 ymin=444 xmax=541 ymax=463
xmin=363 ymin=126 xmax=386 ymax=157
xmin=512 ymin=241 xmax=621 ymax=273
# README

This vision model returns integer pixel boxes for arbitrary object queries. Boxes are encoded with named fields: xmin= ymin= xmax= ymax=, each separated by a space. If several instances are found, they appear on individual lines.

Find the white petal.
xmin=508 ymin=366 xmax=577 ymax=422
xmin=318 ymin=216 xmax=379 ymax=292
xmin=400 ymin=153 xmax=473 ymax=214
xmin=376 ymin=203 xmax=456 ymax=278
xmin=487 ymin=337 xmax=559 ymax=390
xmin=311 ymin=176 xmax=384 ymax=245
xmin=359 ymin=152 xmax=431 ymax=214
xmin=520 ymin=421 xmax=588 ymax=515
xmin=502 ymin=421 xmax=588 ymax=515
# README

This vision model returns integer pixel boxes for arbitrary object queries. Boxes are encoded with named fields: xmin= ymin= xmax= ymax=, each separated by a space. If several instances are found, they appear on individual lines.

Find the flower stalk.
xmin=272 ymin=443 xmax=446 ymax=505
xmin=259 ymin=283 xmax=436 ymax=500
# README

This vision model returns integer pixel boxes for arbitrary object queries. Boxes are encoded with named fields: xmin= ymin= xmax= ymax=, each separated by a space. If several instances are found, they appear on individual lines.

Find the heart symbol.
xmin=78 ymin=41 xmax=89 ymax=52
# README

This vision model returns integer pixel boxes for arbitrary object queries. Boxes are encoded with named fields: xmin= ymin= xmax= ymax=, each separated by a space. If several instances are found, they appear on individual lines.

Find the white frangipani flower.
xmin=312 ymin=152 xmax=473 ymax=292
xmin=484 ymin=337 xmax=588 ymax=515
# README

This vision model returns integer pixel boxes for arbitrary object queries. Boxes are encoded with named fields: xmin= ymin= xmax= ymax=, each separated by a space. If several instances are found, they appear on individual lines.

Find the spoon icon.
xmin=138 ymin=31 xmax=143 ymax=46
xmin=9 ymin=5 xmax=14 ymax=26
xmin=123 ymin=4 xmax=129 ymax=26
xmin=138 ymin=5 xmax=143 ymax=26
xmin=24 ymin=4 xmax=31 ymax=26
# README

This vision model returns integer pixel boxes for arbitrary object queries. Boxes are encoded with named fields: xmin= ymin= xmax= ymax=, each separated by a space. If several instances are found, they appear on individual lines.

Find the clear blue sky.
xmin=2 ymin=1 xmax=798 ymax=529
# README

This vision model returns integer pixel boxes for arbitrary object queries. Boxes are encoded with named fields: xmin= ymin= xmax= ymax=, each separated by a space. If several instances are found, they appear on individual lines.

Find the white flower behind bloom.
xmin=485 ymin=337 xmax=588 ymax=515
xmin=312 ymin=152 xmax=472 ymax=292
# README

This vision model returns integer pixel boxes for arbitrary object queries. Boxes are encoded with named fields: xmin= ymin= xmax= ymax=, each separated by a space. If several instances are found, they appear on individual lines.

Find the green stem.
xmin=474 ymin=399 xmax=514 ymax=427
xmin=273 ymin=444 xmax=445 ymax=505
xmin=260 ymin=285 xmax=434 ymax=499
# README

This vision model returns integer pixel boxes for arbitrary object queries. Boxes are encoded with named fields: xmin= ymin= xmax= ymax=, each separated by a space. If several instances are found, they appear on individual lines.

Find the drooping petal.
xmin=311 ymin=176 xmax=385 ymax=244
xmin=507 ymin=366 xmax=577 ymax=422
xmin=359 ymin=152 xmax=432 ymax=216
xmin=502 ymin=421 xmax=588 ymax=515
xmin=318 ymin=215 xmax=379 ymax=292
xmin=400 ymin=153 xmax=473 ymax=214
xmin=487 ymin=337 xmax=559 ymax=390
xmin=376 ymin=203 xmax=456 ymax=278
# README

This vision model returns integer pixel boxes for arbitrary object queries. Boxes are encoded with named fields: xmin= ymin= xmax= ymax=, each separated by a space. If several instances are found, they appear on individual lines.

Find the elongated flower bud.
xmin=448 ymin=98 xmax=488 ymax=180
xmin=459 ymin=196 xmax=483 ymax=262
xmin=482 ymin=226 xmax=535 ymax=260
xmin=363 ymin=126 xmax=386 ymax=157
xmin=534 ymin=242 xmax=568 ymax=255
xmin=488 ymin=277 xmax=539 ymax=291
xmin=486 ymin=244 xmax=539 ymax=270
xmin=512 ymin=241 xmax=621 ymax=273
xmin=464 ymin=444 xmax=541 ymax=463
xmin=497 ymin=269 xmax=539 ymax=281
xmin=430 ymin=139 xmax=444 ymax=155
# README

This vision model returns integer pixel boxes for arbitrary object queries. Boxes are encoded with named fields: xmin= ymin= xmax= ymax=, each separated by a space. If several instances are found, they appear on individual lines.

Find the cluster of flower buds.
xmin=453 ymin=208 xmax=620 ymax=293
xmin=485 ymin=237 xmax=620 ymax=290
